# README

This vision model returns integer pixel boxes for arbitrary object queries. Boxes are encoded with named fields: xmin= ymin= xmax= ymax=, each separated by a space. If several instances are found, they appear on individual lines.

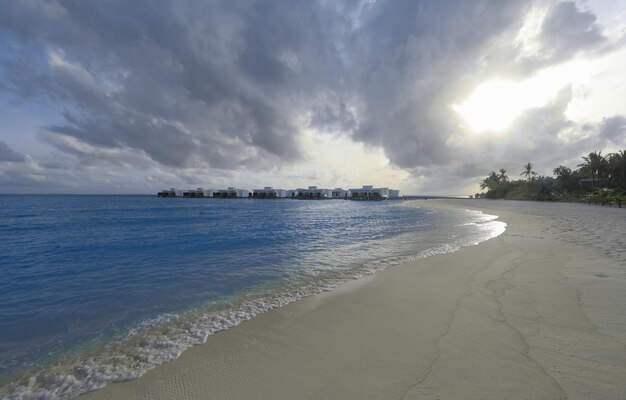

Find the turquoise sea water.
xmin=0 ymin=195 xmax=505 ymax=399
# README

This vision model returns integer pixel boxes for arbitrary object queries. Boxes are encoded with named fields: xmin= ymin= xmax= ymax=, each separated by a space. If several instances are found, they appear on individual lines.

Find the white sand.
xmin=81 ymin=200 xmax=626 ymax=400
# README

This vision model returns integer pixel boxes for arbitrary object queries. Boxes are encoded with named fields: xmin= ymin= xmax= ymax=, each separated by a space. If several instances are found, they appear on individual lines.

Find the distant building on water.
xmin=158 ymin=184 xmax=400 ymax=200
xmin=183 ymin=188 xmax=205 ymax=198
xmin=332 ymin=188 xmax=349 ymax=199
xmin=292 ymin=186 xmax=332 ymax=200
xmin=349 ymin=185 xmax=397 ymax=200
xmin=213 ymin=187 xmax=249 ymax=198
xmin=157 ymin=188 xmax=178 ymax=197
xmin=252 ymin=187 xmax=288 ymax=198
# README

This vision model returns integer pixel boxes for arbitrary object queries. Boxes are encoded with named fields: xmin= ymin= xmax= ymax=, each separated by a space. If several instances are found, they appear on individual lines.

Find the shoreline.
xmin=80 ymin=199 xmax=625 ymax=399
xmin=1 ymin=199 xmax=498 ymax=399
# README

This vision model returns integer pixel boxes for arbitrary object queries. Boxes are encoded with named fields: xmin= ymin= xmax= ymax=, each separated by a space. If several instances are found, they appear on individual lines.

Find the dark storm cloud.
xmin=1 ymin=0 xmax=542 ymax=172
xmin=598 ymin=116 xmax=626 ymax=145
xmin=0 ymin=0 xmax=351 ymax=170
xmin=0 ymin=0 xmax=622 ymax=192
xmin=308 ymin=101 xmax=357 ymax=134
xmin=348 ymin=0 xmax=531 ymax=168
xmin=0 ymin=141 xmax=25 ymax=162
xmin=496 ymin=1 xmax=613 ymax=79
xmin=538 ymin=1 xmax=607 ymax=62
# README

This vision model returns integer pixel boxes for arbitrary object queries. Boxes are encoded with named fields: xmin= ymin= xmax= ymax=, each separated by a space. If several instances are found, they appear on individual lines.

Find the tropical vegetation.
xmin=475 ymin=150 xmax=626 ymax=207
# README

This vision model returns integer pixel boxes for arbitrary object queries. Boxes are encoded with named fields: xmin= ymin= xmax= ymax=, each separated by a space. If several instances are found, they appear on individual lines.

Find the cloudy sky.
xmin=1 ymin=0 xmax=625 ymax=194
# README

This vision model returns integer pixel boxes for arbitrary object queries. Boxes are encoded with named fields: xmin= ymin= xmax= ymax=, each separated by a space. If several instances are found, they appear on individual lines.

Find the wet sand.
xmin=81 ymin=200 xmax=626 ymax=400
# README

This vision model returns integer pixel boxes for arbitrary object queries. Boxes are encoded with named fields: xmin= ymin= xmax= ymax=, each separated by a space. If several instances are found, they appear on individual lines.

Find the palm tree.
xmin=498 ymin=168 xmax=508 ymax=183
xmin=553 ymin=165 xmax=572 ymax=178
xmin=480 ymin=171 xmax=507 ymax=198
xmin=520 ymin=162 xmax=538 ymax=181
xmin=479 ymin=176 xmax=489 ymax=191
xmin=553 ymin=165 xmax=575 ymax=193
xmin=579 ymin=151 xmax=607 ymax=188
xmin=607 ymin=150 xmax=626 ymax=188
xmin=480 ymin=171 xmax=500 ymax=191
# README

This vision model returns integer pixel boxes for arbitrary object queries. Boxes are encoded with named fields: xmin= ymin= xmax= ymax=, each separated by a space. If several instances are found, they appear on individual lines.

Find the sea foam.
xmin=0 ymin=197 xmax=504 ymax=400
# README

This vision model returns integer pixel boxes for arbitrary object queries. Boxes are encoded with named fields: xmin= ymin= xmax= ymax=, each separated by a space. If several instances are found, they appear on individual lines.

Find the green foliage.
xmin=607 ymin=150 xmax=626 ymax=188
xmin=479 ymin=174 xmax=555 ymax=201
xmin=478 ymin=151 xmax=626 ymax=203
xmin=584 ymin=188 xmax=626 ymax=208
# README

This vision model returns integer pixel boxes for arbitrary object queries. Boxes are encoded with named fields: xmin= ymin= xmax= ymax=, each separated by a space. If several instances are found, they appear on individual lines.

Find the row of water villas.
xmin=158 ymin=185 xmax=401 ymax=200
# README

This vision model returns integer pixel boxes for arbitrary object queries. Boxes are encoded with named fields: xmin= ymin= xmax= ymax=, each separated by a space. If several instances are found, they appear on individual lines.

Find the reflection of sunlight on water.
xmin=479 ymin=219 xmax=507 ymax=243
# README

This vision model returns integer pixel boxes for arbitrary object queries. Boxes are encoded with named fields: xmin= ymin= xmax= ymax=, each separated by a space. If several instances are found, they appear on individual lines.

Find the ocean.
xmin=0 ymin=195 xmax=505 ymax=399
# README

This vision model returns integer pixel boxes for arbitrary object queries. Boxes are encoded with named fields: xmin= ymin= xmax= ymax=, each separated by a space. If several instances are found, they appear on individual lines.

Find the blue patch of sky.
xmin=0 ymin=29 xmax=64 ymax=157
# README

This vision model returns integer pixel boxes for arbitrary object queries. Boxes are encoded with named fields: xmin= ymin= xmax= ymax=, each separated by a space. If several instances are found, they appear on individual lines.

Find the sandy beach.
xmin=81 ymin=199 xmax=626 ymax=400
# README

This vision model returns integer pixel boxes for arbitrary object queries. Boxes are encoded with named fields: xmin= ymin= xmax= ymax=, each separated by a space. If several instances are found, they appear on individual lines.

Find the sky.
xmin=0 ymin=0 xmax=625 ymax=195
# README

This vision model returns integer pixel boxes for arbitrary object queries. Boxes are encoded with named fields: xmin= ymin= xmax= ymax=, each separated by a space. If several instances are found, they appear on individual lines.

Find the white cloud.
xmin=0 ymin=0 xmax=624 ymax=194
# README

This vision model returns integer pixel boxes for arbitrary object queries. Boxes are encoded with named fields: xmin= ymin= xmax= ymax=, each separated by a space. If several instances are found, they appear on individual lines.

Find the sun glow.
xmin=453 ymin=80 xmax=533 ymax=132
xmin=453 ymin=61 xmax=591 ymax=133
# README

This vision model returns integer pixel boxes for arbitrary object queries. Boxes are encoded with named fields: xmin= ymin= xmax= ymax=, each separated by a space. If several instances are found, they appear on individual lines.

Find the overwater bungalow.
xmin=331 ymin=188 xmax=349 ymax=199
xmin=183 ymin=188 xmax=205 ymax=198
xmin=213 ymin=187 xmax=249 ymax=198
xmin=158 ymin=184 xmax=399 ymax=200
xmin=349 ymin=185 xmax=400 ymax=200
xmin=157 ymin=188 xmax=178 ymax=197
xmin=252 ymin=187 xmax=288 ymax=199
xmin=292 ymin=186 xmax=332 ymax=200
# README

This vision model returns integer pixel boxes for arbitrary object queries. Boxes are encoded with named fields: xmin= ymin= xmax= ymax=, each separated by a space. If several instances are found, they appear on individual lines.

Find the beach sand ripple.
xmin=80 ymin=200 xmax=626 ymax=400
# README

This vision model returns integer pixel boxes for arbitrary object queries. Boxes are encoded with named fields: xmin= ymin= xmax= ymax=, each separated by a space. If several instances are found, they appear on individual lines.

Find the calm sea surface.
xmin=0 ymin=195 xmax=504 ymax=399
